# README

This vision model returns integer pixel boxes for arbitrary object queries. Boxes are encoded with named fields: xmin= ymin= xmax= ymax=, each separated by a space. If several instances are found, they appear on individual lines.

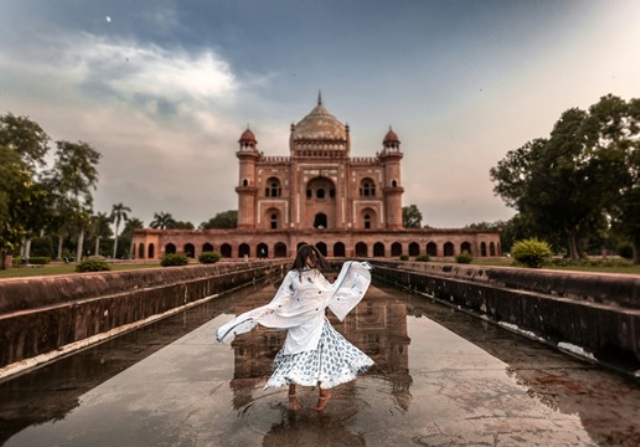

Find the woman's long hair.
xmin=291 ymin=244 xmax=327 ymax=272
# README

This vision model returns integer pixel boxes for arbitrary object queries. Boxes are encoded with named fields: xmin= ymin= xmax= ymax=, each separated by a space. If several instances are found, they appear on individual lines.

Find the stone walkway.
xmin=1 ymin=283 xmax=639 ymax=446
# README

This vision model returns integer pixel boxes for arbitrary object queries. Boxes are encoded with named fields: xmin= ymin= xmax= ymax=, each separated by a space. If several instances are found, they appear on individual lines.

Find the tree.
xmin=0 ymin=147 xmax=32 ymax=268
xmin=121 ymin=217 xmax=144 ymax=259
xmin=150 ymin=211 xmax=176 ymax=229
xmin=172 ymin=220 xmax=195 ymax=229
xmin=50 ymin=141 xmax=101 ymax=262
xmin=490 ymin=106 xmax=617 ymax=259
xmin=0 ymin=113 xmax=50 ymax=169
xmin=402 ymin=205 xmax=422 ymax=228
xmin=110 ymin=203 xmax=131 ymax=258
xmin=199 ymin=210 xmax=238 ymax=229
xmin=0 ymin=114 xmax=52 ymax=268
xmin=91 ymin=212 xmax=113 ymax=256
xmin=585 ymin=95 xmax=640 ymax=262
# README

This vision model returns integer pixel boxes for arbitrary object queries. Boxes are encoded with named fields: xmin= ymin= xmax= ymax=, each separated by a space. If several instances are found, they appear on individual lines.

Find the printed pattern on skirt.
xmin=265 ymin=319 xmax=374 ymax=389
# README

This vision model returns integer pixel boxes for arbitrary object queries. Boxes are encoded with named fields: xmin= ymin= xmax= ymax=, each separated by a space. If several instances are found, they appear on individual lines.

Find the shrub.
xmin=199 ymin=251 xmax=222 ymax=264
xmin=455 ymin=252 xmax=473 ymax=264
xmin=28 ymin=256 xmax=51 ymax=265
xmin=415 ymin=254 xmax=430 ymax=262
xmin=618 ymin=244 xmax=633 ymax=260
xmin=161 ymin=253 xmax=189 ymax=267
xmin=75 ymin=257 xmax=111 ymax=273
xmin=511 ymin=238 xmax=552 ymax=268
xmin=399 ymin=254 xmax=409 ymax=261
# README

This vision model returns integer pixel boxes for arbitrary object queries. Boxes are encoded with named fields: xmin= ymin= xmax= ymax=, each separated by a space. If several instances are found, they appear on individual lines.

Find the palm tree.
xmin=150 ymin=211 xmax=175 ymax=230
xmin=110 ymin=203 xmax=131 ymax=259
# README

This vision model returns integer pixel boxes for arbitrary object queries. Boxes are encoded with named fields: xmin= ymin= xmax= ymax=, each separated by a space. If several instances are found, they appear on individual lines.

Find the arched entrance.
xmin=274 ymin=242 xmax=287 ymax=258
xmin=355 ymin=242 xmax=368 ymax=257
xmin=203 ymin=243 xmax=213 ymax=253
xmin=257 ymin=243 xmax=268 ymax=258
xmin=391 ymin=242 xmax=402 ymax=257
xmin=373 ymin=242 xmax=385 ymax=257
xmin=165 ymin=243 xmax=176 ymax=254
xmin=426 ymin=242 xmax=437 ymax=256
xmin=333 ymin=242 xmax=345 ymax=257
xmin=444 ymin=242 xmax=454 ymax=256
xmin=315 ymin=242 xmax=327 ymax=256
xmin=220 ymin=243 xmax=232 ymax=258
xmin=148 ymin=243 xmax=155 ymax=259
xmin=409 ymin=242 xmax=420 ymax=256
xmin=239 ymin=243 xmax=250 ymax=258
xmin=184 ymin=243 xmax=195 ymax=258
xmin=461 ymin=241 xmax=472 ymax=255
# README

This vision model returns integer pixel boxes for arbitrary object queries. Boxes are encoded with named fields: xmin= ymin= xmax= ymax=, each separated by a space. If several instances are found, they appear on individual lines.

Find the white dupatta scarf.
xmin=216 ymin=261 xmax=372 ymax=354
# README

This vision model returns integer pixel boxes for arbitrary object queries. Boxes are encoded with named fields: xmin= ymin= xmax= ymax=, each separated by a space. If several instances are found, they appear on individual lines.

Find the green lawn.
xmin=0 ymin=262 xmax=161 ymax=279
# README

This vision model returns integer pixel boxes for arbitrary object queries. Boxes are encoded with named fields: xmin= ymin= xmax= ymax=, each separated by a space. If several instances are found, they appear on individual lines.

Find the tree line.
xmin=0 ymin=112 xmax=244 ymax=269
xmin=490 ymin=94 xmax=640 ymax=263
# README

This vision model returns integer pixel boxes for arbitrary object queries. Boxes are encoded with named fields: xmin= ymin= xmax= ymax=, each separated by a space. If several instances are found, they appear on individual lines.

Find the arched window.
xmin=203 ymin=243 xmax=213 ymax=253
xmin=359 ymin=178 xmax=376 ymax=197
xmin=265 ymin=177 xmax=281 ymax=197
xmin=271 ymin=213 xmax=279 ymax=230
xmin=409 ymin=242 xmax=420 ymax=256
xmin=148 ymin=243 xmax=155 ymax=259
xmin=355 ymin=242 xmax=368 ymax=257
xmin=481 ymin=242 xmax=487 ymax=257
xmin=427 ymin=242 xmax=437 ymax=256
xmin=391 ymin=179 xmax=398 ymax=187
xmin=373 ymin=242 xmax=385 ymax=257
xmin=316 ymin=188 xmax=325 ymax=199
xmin=184 ymin=243 xmax=195 ymax=258
xmin=489 ymin=242 xmax=496 ymax=256
xmin=364 ymin=214 xmax=371 ymax=229
xmin=461 ymin=242 xmax=472 ymax=255
xmin=444 ymin=242 xmax=454 ymax=257
xmin=333 ymin=242 xmax=345 ymax=257
xmin=165 ymin=243 xmax=176 ymax=254
xmin=314 ymin=213 xmax=327 ymax=229
xmin=138 ymin=243 xmax=145 ymax=259
xmin=242 ymin=179 xmax=248 ymax=187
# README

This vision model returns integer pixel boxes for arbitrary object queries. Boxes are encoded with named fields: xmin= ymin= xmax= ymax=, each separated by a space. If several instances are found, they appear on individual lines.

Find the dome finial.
xmin=317 ymin=90 xmax=323 ymax=106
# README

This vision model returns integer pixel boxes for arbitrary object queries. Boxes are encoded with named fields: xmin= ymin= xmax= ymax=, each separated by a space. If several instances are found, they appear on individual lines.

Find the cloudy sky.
xmin=1 ymin=0 xmax=639 ymax=229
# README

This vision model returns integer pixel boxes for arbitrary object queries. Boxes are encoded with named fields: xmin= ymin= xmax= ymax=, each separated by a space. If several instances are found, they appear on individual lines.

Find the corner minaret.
xmin=380 ymin=126 xmax=404 ymax=229
xmin=236 ymin=127 xmax=259 ymax=229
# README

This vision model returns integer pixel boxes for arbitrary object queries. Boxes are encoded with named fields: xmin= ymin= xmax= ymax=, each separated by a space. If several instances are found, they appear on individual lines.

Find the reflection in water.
xmin=263 ymin=408 xmax=366 ymax=447
xmin=227 ymin=288 xmax=413 ymax=444
xmin=0 ymin=281 xmax=267 ymax=444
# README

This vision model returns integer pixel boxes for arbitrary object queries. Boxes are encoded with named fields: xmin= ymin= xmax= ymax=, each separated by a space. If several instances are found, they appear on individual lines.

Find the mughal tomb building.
xmin=132 ymin=95 xmax=501 ymax=260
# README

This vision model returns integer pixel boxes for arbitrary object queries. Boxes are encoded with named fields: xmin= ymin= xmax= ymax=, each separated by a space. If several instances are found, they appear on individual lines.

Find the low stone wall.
xmin=0 ymin=261 xmax=288 ymax=370
xmin=371 ymin=261 xmax=640 ymax=372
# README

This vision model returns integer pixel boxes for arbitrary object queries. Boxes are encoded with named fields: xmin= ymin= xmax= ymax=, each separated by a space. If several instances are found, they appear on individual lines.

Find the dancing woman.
xmin=216 ymin=245 xmax=373 ymax=411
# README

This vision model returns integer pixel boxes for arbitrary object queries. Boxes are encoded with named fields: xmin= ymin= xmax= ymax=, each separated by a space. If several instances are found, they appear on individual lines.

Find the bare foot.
xmin=289 ymin=394 xmax=302 ymax=411
xmin=313 ymin=390 xmax=331 ymax=411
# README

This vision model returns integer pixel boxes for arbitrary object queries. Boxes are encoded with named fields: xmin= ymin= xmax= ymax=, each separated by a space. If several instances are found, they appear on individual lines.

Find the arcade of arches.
xmin=132 ymin=96 xmax=500 ymax=260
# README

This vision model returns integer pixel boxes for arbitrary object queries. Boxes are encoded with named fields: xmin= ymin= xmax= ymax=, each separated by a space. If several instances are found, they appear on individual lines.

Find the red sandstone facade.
xmin=132 ymin=95 xmax=501 ymax=260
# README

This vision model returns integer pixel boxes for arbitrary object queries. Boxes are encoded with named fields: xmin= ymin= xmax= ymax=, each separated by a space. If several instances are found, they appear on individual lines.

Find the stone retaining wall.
xmin=0 ymin=261 xmax=288 ymax=370
xmin=371 ymin=261 xmax=640 ymax=371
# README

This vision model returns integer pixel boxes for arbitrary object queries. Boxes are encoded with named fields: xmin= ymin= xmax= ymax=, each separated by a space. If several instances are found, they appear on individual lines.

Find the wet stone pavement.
xmin=1 ymin=280 xmax=639 ymax=446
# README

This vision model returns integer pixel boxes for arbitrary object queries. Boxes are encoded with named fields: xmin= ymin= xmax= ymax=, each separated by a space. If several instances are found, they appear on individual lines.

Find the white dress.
xmin=216 ymin=261 xmax=374 ymax=389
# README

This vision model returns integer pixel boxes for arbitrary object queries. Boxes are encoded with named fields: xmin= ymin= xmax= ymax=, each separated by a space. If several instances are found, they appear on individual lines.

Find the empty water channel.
xmin=1 ymin=278 xmax=640 ymax=446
